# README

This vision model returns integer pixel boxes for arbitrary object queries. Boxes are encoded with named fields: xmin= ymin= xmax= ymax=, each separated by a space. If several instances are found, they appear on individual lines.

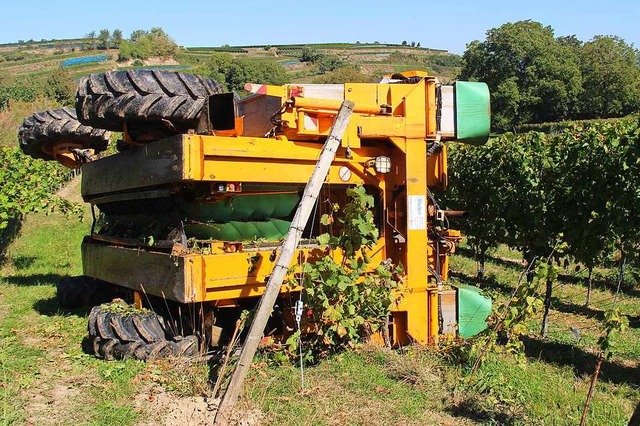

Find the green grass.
xmin=245 ymin=239 xmax=639 ymax=425
xmin=247 ymin=340 xmax=638 ymax=425
xmin=449 ymin=242 xmax=640 ymax=365
xmin=0 ymin=212 xmax=145 ymax=425
xmin=245 ymin=347 xmax=461 ymax=426
xmin=455 ymin=356 xmax=636 ymax=425
xmin=1 ymin=208 xmax=637 ymax=425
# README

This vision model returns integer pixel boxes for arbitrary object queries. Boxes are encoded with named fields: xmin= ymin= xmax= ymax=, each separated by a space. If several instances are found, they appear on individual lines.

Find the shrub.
xmin=285 ymin=186 xmax=405 ymax=363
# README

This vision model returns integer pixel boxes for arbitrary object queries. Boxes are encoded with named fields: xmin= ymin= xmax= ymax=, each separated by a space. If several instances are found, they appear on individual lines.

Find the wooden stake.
xmin=580 ymin=356 xmax=603 ymax=426
xmin=214 ymin=100 xmax=354 ymax=425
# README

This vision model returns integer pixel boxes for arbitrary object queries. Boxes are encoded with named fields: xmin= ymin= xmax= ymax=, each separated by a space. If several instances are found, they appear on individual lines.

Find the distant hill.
xmin=0 ymin=38 xmax=462 ymax=84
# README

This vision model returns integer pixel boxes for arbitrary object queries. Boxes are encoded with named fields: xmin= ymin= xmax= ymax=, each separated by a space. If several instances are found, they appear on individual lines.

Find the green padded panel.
xmin=181 ymin=193 xmax=300 ymax=222
xmin=456 ymin=284 xmax=492 ymax=338
xmin=455 ymin=81 xmax=491 ymax=145
xmin=184 ymin=219 xmax=292 ymax=241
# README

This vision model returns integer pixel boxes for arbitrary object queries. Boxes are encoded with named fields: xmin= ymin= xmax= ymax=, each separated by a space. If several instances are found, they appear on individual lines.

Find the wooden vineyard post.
xmin=214 ymin=100 xmax=354 ymax=425
xmin=580 ymin=356 xmax=603 ymax=426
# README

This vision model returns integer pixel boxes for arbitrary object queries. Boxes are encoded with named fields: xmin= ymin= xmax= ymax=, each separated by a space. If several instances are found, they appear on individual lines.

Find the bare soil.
xmin=134 ymin=385 xmax=263 ymax=426
xmin=15 ymin=325 xmax=100 ymax=426
xmin=119 ymin=56 xmax=178 ymax=67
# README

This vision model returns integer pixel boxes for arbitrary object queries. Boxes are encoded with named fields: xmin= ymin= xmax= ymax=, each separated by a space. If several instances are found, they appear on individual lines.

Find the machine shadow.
xmin=33 ymin=296 xmax=93 ymax=317
xmin=4 ymin=273 xmax=70 ymax=287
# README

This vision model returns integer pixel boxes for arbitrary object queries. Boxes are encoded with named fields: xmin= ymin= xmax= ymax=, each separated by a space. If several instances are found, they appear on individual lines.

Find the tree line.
xmin=460 ymin=20 xmax=640 ymax=131
xmin=83 ymin=28 xmax=177 ymax=61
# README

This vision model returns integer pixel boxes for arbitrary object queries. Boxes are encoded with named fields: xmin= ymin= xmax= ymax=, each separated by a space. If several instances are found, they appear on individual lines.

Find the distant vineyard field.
xmin=185 ymin=47 xmax=248 ymax=53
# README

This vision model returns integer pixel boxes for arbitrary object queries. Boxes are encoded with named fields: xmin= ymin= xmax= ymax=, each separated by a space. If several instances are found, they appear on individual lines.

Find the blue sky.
xmin=1 ymin=0 xmax=638 ymax=54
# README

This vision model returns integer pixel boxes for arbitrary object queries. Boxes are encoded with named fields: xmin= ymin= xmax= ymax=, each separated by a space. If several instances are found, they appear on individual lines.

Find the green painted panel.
xmin=456 ymin=284 xmax=492 ymax=338
xmin=455 ymin=81 xmax=491 ymax=145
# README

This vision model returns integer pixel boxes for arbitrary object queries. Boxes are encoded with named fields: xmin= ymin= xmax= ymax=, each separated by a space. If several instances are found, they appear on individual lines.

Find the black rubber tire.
xmin=18 ymin=108 xmax=110 ymax=161
xmin=87 ymin=305 xmax=199 ymax=361
xmin=75 ymin=70 xmax=223 ymax=138
xmin=57 ymin=276 xmax=117 ymax=309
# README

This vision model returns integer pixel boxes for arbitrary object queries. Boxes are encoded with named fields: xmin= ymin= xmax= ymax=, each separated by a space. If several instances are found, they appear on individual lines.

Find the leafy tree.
xmin=557 ymin=35 xmax=582 ymax=49
xmin=118 ymin=27 xmax=177 ymax=61
xmin=117 ymin=41 xmax=136 ymax=60
xmin=144 ymin=28 xmax=177 ymax=57
xmin=317 ymin=54 xmax=345 ymax=73
xmin=198 ymin=54 xmax=287 ymax=92
xmin=300 ymin=47 xmax=323 ymax=63
xmin=130 ymin=29 xmax=147 ymax=42
xmin=402 ymin=40 xmax=407 ymax=46
xmin=460 ymin=20 xmax=582 ymax=131
xmin=111 ymin=29 xmax=123 ymax=48
xmin=85 ymin=31 xmax=96 ymax=49
xmin=97 ymin=29 xmax=110 ymax=50
xmin=577 ymin=36 xmax=640 ymax=119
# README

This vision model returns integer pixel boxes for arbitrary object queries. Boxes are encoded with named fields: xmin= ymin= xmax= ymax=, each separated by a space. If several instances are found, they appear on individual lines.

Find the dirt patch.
xmin=135 ymin=385 xmax=263 ymax=426
xmin=23 ymin=369 xmax=93 ymax=426
xmin=119 ymin=56 xmax=178 ymax=67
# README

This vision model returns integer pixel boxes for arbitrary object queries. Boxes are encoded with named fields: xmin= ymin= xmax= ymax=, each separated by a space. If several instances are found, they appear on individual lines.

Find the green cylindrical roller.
xmin=184 ymin=219 xmax=292 ymax=242
xmin=181 ymin=193 xmax=300 ymax=222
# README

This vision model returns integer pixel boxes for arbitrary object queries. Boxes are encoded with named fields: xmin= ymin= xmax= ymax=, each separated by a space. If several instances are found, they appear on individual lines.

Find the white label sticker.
xmin=408 ymin=195 xmax=427 ymax=230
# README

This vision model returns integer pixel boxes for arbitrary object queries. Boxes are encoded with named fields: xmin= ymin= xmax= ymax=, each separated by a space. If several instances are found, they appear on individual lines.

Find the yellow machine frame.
xmin=81 ymin=75 xmax=463 ymax=345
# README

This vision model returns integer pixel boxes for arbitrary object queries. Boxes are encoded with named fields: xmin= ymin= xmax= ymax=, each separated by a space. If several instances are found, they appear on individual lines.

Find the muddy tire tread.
xmin=18 ymin=107 xmax=110 ymax=160
xmin=75 ymin=70 xmax=223 ymax=133
xmin=87 ymin=305 xmax=199 ymax=361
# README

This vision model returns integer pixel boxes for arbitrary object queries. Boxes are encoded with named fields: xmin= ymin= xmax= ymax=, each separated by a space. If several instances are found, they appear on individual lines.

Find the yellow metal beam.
xmin=402 ymin=137 xmax=430 ymax=344
xmin=292 ymin=97 xmax=383 ymax=115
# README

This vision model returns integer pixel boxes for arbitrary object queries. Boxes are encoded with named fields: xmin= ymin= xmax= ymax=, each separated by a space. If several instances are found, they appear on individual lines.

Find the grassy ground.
xmin=0 ymin=211 xmax=147 ymax=425
xmin=450 ymin=244 xmax=640 ymax=365
xmin=244 ymin=241 xmax=639 ymax=425
xmin=1 ymin=206 xmax=638 ymax=425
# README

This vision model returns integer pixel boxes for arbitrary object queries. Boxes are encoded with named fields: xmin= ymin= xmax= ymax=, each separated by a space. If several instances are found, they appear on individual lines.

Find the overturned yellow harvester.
xmin=20 ymin=70 xmax=492 ymax=359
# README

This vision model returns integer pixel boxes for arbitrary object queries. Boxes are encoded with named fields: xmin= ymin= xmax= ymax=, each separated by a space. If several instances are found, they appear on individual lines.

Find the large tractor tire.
xmin=87 ymin=303 xmax=199 ymax=361
xmin=18 ymin=108 xmax=110 ymax=161
xmin=75 ymin=70 xmax=223 ymax=140
xmin=57 ymin=276 xmax=117 ymax=309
